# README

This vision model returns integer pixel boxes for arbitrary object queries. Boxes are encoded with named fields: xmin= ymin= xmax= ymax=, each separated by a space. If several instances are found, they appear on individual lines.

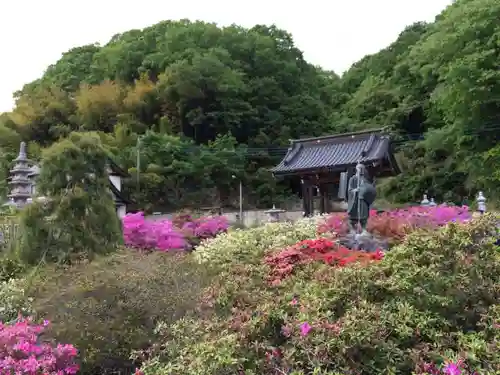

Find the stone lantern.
xmin=264 ymin=205 xmax=285 ymax=223
xmin=477 ymin=191 xmax=486 ymax=214
xmin=421 ymin=194 xmax=429 ymax=206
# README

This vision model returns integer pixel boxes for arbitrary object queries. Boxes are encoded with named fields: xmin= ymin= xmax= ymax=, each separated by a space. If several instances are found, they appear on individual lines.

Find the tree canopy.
xmin=1 ymin=0 xmax=499 ymax=209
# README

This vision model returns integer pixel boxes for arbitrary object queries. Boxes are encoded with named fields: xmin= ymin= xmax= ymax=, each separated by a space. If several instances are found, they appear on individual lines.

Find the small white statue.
xmin=429 ymin=198 xmax=437 ymax=206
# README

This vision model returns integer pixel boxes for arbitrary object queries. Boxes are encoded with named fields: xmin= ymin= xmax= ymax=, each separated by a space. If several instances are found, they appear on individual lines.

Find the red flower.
xmin=372 ymin=249 xmax=384 ymax=260
xmin=265 ymin=237 xmax=383 ymax=283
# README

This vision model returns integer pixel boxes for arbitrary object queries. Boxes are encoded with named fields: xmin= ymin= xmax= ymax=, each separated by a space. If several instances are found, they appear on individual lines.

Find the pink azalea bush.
xmin=122 ymin=212 xmax=228 ymax=251
xmin=318 ymin=205 xmax=471 ymax=242
xmin=186 ymin=216 xmax=229 ymax=240
xmin=122 ymin=212 xmax=187 ymax=251
xmin=0 ymin=317 xmax=79 ymax=374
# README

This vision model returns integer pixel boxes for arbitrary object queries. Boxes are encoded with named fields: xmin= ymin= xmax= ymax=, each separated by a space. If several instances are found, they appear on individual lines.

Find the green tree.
xmin=10 ymin=85 xmax=76 ymax=145
xmin=18 ymin=132 xmax=122 ymax=265
xmin=4 ymin=0 xmax=500 ymax=208
xmin=130 ymin=132 xmax=208 ymax=211
xmin=0 ymin=120 xmax=22 ymax=200
xmin=198 ymin=134 xmax=247 ymax=206
xmin=42 ymin=45 xmax=101 ymax=91
xmin=336 ymin=0 xmax=500 ymax=203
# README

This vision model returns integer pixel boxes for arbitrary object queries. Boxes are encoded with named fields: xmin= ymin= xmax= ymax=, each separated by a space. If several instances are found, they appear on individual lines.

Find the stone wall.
xmin=147 ymin=210 xmax=303 ymax=226
xmin=147 ymin=201 xmax=348 ymax=227
xmin=225 ymin=210 xmax=304 ymax=226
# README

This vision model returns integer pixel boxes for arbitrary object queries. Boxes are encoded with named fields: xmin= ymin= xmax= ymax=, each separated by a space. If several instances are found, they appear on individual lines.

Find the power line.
xmin=133 ymin=124 xmax=500 ymax=156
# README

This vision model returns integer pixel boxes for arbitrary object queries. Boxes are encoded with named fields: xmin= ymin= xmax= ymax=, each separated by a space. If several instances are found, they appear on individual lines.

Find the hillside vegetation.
xmin=1 ymin=0 xmax=499 ymax=209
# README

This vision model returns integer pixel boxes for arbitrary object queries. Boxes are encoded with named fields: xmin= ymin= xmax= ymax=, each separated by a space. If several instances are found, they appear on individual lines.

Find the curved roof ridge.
xmin=289 ymin=127 xmax=388 ymax=144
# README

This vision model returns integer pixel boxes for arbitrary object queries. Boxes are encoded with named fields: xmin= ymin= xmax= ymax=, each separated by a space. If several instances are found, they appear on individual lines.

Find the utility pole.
xmin=232 ymin=175 xmax=243 ymax=223
xmin=136 ymin=136 xmax=142 ymax=196
xmin=239 ymin=179 xmax=243 ymax=223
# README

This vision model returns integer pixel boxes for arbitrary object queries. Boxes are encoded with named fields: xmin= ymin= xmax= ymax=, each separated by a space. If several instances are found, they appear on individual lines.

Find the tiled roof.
xmin=271 ymin=128 xmax=399 ymax=175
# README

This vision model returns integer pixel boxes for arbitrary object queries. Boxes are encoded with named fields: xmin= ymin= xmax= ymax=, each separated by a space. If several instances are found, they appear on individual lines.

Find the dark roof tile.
xmin=272 ymin=128 xmax=399 ymax=175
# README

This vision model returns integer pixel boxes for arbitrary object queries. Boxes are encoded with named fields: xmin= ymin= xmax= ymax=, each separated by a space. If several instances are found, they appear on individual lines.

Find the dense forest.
xmin=0 ymin=0 xmax=499 ymax=211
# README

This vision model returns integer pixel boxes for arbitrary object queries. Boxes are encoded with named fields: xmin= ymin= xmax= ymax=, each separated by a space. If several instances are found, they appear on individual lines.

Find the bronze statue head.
xmin=355 ymin=162 xmax=366 ymax=176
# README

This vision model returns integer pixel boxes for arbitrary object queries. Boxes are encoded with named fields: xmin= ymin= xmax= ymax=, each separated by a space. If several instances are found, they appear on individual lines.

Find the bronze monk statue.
xmin=347 ymin=163 xmax=376 ymax=236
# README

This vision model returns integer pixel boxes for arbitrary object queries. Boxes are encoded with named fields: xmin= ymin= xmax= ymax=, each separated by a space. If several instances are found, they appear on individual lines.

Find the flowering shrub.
xmin=0 ymin=254 xmax=25 ymax=283
xmin=138 ymin=214 xmax=500 ymax=374
xmin=122 ymin=212 xmax=228 ymax=251
xmin=0 ymin=317 xmax=79 ymax=374
xmin=181 ymin=215 xmax=229 ymax=247
xmin=194 ymin=216 xmax=320 ymax=266
xmin=123 ymin=212 xmax=186 ymax=251
xmin=171 ymin=212 xmax=194 ymax=229
xmin=318 ymin=205 xmax=471 ymax=242
xmin=0 ymin=279 xmax=33 ymax=323
xmin=265 ymin=238 xmax=383 ymax=284
xmin=416 ymin=359 xmax=483 ymax=374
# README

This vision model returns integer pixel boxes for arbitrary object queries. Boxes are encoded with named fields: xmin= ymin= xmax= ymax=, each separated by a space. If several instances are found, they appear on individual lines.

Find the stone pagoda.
xmin=6 ymin=142 xmax=33 ymax=207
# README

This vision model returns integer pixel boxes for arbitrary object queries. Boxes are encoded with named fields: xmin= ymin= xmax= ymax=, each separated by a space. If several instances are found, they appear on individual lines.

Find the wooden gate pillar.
xmin=301 ymin=178 xmax=314 ymax=217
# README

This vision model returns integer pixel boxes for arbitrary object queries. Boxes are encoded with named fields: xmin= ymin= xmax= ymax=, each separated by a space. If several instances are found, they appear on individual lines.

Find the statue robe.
xmin=347 ymin=175 xmax=377 ymax=220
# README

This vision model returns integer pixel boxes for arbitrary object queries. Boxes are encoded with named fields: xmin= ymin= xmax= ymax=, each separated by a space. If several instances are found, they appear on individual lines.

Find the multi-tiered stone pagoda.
xmin=6 ymin=142 xmax=33 ymax=207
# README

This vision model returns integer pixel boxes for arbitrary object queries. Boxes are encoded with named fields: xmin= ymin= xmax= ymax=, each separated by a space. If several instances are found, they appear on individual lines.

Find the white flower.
xmin=194 ymin=216 xmax=320 ymax=267
xmin=0 ymin=278 xmax=33 ymax=322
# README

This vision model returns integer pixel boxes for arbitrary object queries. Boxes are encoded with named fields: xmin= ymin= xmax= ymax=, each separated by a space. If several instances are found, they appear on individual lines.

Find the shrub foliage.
xmin=0 ymin=278 xmax=33 ymax=323
xmin=17 ymin=132 xmax=122 ymax=264
xmin=27 ymin=250 xmax=213 ymax=374
xmin=139 ymin=215 xmax=500 ymax=374
xmin=0 ymin=317 xmax=79 ymax=374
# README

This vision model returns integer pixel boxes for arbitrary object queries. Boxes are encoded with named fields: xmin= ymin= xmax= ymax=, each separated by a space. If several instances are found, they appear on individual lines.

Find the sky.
xmin=0 ymin=0 xmax=453 ymax=113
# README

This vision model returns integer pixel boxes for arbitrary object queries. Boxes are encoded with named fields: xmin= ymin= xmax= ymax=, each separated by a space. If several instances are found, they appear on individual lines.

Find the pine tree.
xmin=18 ymin=132 xmax=122 ymax=264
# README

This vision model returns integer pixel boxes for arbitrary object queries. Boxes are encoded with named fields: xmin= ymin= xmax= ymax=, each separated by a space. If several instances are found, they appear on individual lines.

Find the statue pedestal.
xmin=339 ymin=232 xmax=389 ymax=252
xmin=357 ymin=230 xmax=370 ymax=239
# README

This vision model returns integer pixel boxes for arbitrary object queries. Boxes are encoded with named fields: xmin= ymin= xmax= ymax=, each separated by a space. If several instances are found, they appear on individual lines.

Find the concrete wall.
xmin=148 ymin=209 xmax=304 ymax=226
xmin=226 ymin=210 xmax=305 ymax=226
xmin=147 ymin=201 xmax=348 ymax=227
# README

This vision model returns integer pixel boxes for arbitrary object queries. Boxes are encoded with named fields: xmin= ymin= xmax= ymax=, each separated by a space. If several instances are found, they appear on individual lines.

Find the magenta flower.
xmin=0 ymin=316 xmax=79 ymax=374
xmin=122 ymin=212 xmax=228 ymax=251
xmin=319 ymin=206 xmax=472 ymax=237
xmin=299 ymin=322 xmax=312 ymax=336
xmin=443 ymin=362 xmax=461 ymax=375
